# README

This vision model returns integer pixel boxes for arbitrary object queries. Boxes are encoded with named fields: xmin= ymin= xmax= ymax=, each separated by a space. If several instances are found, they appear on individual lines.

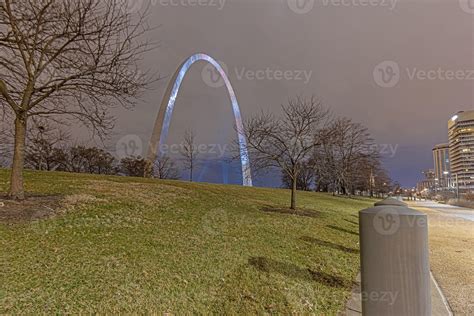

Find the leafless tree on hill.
xmin=242 ymin=96 xmax=330 ymax=210
xmin=179 ymin=129 xmax=199 ymax=182
xmin=0 ymin=0 xmax=156 ymax=199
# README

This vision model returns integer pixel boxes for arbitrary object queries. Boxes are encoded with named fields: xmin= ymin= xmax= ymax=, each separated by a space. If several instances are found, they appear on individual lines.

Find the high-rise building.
xmin=432 ymin=143 xmax=451 ymax=189
xmin=448 ymin=111 xmax=474 ymax=192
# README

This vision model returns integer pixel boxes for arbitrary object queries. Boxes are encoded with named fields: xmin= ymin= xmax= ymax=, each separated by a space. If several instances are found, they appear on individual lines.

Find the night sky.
xmin=102 ymin=0 xmax=474 ymax=187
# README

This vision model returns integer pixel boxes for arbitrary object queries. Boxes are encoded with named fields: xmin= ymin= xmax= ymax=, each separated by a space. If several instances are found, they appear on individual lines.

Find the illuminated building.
xmin=448 ymin=111 xmax=474 ymax=192
xmin=432 ymin=143 xmax=450 ymax=190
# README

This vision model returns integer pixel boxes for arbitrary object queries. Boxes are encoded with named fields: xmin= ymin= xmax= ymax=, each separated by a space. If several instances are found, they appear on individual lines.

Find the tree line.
xmin=280 ymin=118 xmax=393 ymax=197
xmin=9 ymin=122 xmax=180 ymax=179
xmin=241 ymin=96 xmax=395 ymax=209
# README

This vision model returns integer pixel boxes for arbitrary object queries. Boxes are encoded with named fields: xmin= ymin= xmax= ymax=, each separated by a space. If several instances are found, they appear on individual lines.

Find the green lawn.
xmin=0 ymin=169 xmax=375 ymax=314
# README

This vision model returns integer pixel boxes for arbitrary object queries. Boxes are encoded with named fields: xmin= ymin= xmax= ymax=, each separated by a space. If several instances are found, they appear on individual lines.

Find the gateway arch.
xmin=146 ymin=53 xmax=253 ymax=186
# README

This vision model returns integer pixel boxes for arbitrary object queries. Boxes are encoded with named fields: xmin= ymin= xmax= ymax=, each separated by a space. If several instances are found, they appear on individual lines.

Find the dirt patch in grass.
xmin=260 ymin=206 xmax=322 ymax=218
xmin=0 ymin=194 xmax=63 ymax=224
xmin=0 ymin=193 xmax=106 ymax=224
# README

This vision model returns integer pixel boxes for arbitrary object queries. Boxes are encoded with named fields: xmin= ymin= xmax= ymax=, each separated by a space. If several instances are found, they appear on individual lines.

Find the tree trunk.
xmin=290 ymin=177 xmax=297 ymax=210
xmin=9 ymin=114 xmax=27 ymax=200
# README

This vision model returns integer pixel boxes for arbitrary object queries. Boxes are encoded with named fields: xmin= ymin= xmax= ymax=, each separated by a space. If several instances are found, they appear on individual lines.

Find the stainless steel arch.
xmin=146 ymin=53 xmax=253 ymax=186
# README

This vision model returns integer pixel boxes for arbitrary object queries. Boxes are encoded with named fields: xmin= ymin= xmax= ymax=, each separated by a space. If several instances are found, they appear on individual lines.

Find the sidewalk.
xmin=410 ymin=202 xmax=473 ymax=314
xmin=343 ymin=273 xmax=452 ymax=315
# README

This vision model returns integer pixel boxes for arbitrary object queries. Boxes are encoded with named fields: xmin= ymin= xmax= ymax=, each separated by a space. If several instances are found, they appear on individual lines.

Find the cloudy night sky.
xmin=104 ymin=0 xmax=474 ymax=187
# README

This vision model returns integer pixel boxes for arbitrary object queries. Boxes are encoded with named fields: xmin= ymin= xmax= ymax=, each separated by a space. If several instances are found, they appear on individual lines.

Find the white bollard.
xmin=359 ymin=198 xmax=431 ymax=315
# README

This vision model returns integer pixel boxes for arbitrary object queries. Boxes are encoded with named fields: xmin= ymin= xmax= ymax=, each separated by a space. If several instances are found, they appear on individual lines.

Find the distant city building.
xmin=416 ymin=169 xmax=436 ymax=193
xmin=423 ymin=169 xmax=435 ymax=180
xmin=448 ymin=111 xmax=474 ymax=192
xmin=432 ymin=143 xmax=451 ymax=189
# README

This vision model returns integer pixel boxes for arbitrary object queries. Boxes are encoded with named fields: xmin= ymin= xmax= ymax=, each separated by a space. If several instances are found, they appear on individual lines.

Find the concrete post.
xmin=359 ymin=198 xmax=431 ymax=316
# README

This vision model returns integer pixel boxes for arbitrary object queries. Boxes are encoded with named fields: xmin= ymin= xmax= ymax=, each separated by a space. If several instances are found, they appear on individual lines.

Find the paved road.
xmin=410 ymin=200 xmax=473 ymax=315
xmin=413 ymin=200 xmax=474 ymax=222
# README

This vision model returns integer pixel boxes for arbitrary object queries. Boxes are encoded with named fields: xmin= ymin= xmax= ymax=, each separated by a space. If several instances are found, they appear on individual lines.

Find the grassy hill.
xmin=0 ymin=169 xmax=375 ymax=314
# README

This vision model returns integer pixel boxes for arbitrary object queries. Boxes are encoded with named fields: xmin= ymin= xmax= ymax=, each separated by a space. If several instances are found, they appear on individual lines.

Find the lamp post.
xmin=455 ymin=173 xmax=460 ymax=199
xmin=443 ymin=171 xmax=450 ymax=193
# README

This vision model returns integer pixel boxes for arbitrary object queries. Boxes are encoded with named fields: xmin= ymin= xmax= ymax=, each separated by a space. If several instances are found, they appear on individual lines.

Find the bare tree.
xmin=330 ymin=118 xmax=376 ymax=194
xmin=313 ymin=142 xmax=336 ymax=193
xmin=0 ymin=116 xmax=13 ymax=167
xmin=80 ymin=146 xmax=116 ymax=174
xmin=25 ymin=120 xmax=69 ymax=171
xmin=242 ymin=96 xmax=329 ymax=210
xmin=372 ymin=166 xmax=393 ymax=197
xmin=281 ymin=160 xmax=315 ymax=191
xmin=315 ymin=118 xmax=385 ymax=196
xmin=179 ymin=129 xmax=199 ymax=182
xmin=119 ymin=155 xmax=147 ymax=177
xmin=57 ymin=145 xmax=89 ymax=173
xmin=0 ymin=0 xmax=155 ymax=199
xmin=153 ymin=154 xmax=179 ymax=180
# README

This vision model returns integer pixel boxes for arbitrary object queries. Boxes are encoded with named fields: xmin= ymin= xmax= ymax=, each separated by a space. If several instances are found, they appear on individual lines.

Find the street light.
xmin=443 ymin=171 xmax=450 ymax=192
xmin=455 ymin=173 xmax=460 ymax=199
